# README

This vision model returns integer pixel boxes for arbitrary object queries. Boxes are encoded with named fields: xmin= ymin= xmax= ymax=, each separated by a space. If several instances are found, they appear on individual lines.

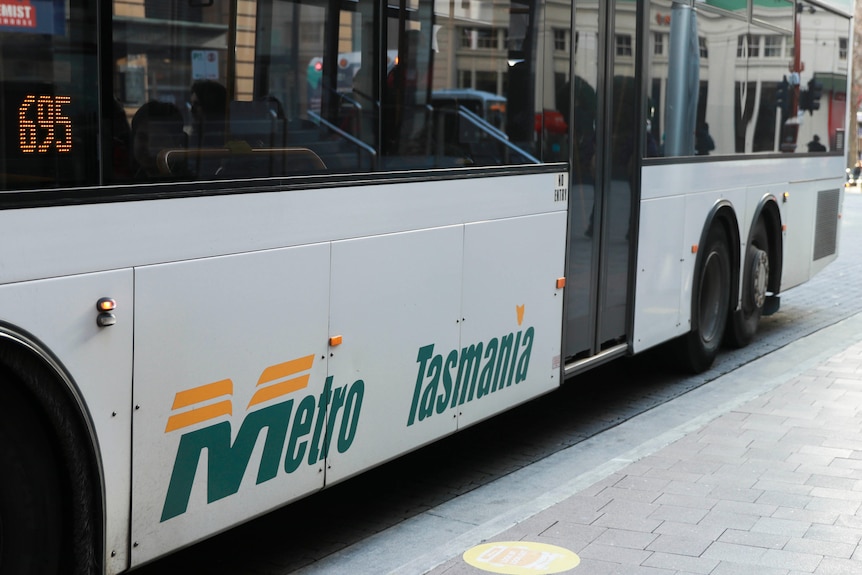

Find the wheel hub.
xmin=750 ymin=248 xmax=769 ymax=309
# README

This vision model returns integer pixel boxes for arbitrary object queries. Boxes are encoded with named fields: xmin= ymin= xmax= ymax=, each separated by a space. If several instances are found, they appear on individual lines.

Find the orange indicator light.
xmin=556 ymin=277 xmax=566 ymax=289
xmin=97 ymin=297 xmax=116 ymax=312
xmin=329 ymin=335 xmax=343 ymax=347
xmin=691 ymin=245 xmax=698 ymax=254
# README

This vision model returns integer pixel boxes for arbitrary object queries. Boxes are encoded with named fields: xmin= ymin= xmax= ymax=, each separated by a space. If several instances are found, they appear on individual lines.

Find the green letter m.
xmin=160 ymin=400 xmax=294 ymax=521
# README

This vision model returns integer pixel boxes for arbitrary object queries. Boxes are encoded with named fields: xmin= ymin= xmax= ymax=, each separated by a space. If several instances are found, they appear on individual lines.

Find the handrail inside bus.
xmin=456 ymin=105 xmax=510 ymax=142
xmin=306 ymin=110 xmax=378 ymax=160
xmin=455 ymin=106 xmax=541 ymax=165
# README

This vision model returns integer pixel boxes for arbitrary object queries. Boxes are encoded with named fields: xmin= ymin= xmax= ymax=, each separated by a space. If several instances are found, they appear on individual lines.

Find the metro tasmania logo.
xmin=408 ymin=305 xmax=535 ymax=426
xmin=160 ymin=355 xmax=364 ymax=521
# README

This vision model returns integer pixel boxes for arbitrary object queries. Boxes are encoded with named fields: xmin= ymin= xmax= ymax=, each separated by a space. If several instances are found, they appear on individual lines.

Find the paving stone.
xmin=783 ymin=536 xmax=856 ymax=559
xmin=641 ymin=551 xmax=719 ymax=574
xmin=703 ymin=541 xmax=772 ymax=565
xmin=803 ymin=524 xmax=862 ymax=546
xmin=652 ymin=520 xmax=727 ymax=541
xmin=751 ymin=516 xmax=812 ymax=538
xmin=648 ymin=503 xmax=709 ymax=525
xmin=645 ymin=533 xmax=713 ymax=556
xmin=718 ymin=528 xmax=788 ymax=549
xmin=812 ymin=556 xmax=862 ymax=574
xmin=759 ymin=548 xmax=822 ymax=571
xmin=709 ymin=562 xmax=791 ymax=575
xmin=577 ymin=542 xmax=652 ymax=565
xmin=592 ymin=528 xmax=658 ymax=550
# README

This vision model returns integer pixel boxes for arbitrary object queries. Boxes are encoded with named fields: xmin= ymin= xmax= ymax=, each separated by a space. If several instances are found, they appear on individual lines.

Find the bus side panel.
xmin=130 ymin=244 xmax=330 ymax=567
xmin=632 ymin=196 xmax=686 ymax=353
xmin=456 ymin=212 xmax=566 ymax=429
xmin=324 ymin=226 xmax=463 ymax=484
xmin=0 ymin=270 xmax=133 ymax=575
xmin=782 ymin=180 xmax=844 ymax=290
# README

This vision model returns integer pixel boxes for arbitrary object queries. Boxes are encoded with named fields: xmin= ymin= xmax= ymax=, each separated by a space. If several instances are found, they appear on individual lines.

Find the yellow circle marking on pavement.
xmin=462 ymin=541 xmax=580 ymax=574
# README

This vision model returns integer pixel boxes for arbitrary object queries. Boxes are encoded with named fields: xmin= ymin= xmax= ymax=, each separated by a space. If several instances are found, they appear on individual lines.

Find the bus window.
xmin=646 ymin=0 xmax=847 ymax=158
xmin=0 ymin=0 xmax=99 ymax=190
xmin=109 ymin=0 xmax=561 ymax=183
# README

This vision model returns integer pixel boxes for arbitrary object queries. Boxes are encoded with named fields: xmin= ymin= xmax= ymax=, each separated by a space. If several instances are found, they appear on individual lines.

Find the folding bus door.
xmin=564 ymin=0 xmax=641 ymax=369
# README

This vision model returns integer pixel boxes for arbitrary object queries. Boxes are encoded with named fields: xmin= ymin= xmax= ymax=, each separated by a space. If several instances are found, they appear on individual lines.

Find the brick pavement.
xmin=297 ymin=309 xmax=862 ymax=575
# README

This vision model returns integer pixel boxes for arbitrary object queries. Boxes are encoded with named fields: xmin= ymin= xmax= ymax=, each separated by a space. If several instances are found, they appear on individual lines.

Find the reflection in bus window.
xmin=645 ymin=0 xmax=847 ymax=158
xmin=110 ymin=0 xmax=570 ymax=182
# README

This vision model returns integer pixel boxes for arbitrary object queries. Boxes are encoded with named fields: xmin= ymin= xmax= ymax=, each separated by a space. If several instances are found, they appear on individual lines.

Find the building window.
xmin=654 ymin=32 xmax=664 ymax=56
xmin=615 ymin=34 xmax=632 ymax=56
xmin=460 ymin=27 xmax=497 ymax=49
xmin=764 ymin=36 xmax=783 ymax=58
xmin=748 ymin=35 xmax=761 ymax=57
xmin=573 ymin=31 xmax=579 ymax=54
xmin=460 ymin=27 xmax=471 ymax=48
xmin=699 ymin=36 xmax=708 ymax=58
xmin=553 ymin=28 xmax=567 ymax=52
xmin=737 ymin=34 xmax=760 ymax=58
xmin=840 ymin=37 xmax=848 ymax=60
xmin=476 ymin=28 xmax=496 ymax=49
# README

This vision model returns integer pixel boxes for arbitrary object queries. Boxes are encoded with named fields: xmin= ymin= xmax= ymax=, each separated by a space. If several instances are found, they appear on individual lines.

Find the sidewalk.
xmin=297 ymin=312 xmax=862 ymax=575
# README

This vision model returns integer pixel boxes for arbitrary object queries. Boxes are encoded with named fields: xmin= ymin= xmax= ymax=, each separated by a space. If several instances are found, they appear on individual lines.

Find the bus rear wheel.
xmin=726 ymin=219 xmax=769 ymax=348
xmin=679 ymin=224 xmax=731 ymax=373
xmin=0 ymin=382 xmax=64 ymax=575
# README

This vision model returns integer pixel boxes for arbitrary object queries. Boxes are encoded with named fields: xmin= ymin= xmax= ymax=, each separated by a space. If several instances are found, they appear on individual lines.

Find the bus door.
xmin=564 ymin=1 xmax=640 ymax=370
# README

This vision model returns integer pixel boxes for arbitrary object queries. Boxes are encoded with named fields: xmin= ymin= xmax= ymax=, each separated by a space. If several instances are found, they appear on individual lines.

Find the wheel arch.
xmin=693 ymin=201 xmax=741 ymax=328
xmin=0 ymin=325 xmax=104 ymax=575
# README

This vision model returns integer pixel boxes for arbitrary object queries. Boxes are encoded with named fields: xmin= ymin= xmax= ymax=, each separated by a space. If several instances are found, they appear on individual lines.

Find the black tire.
xmin=678 ymin=224 xmax=731 ymax=373
xmin=726 ymin=219 xmax=769 ymax=348
xmin=0 ymin=382 xmax=64 ymax=575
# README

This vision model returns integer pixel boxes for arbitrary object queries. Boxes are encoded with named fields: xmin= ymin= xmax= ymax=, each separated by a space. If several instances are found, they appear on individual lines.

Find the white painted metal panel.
xmin=632 ymin=196 xmax=685 ymax=353
xmin=781 ymin=182 xmax=815 ymax=289
xmin=641 ymin=156 xmax=844 ymax=201
xmin=0 ymin=271 xmax=133 ymax=575
xmin=131 ymin=244 xmax=330 ymax=567
xmin=457 ymin=212 xmax=566 ymax=428
xmin=0 ymin=174 xmax=563 ymax=286
xmin=325 ymin=226 xmax=463 ymax=484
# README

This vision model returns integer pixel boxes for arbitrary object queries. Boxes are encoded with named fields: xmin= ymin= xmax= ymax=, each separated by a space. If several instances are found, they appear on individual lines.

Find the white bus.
xmin=0 ymin=0 xmax=851 ymax=573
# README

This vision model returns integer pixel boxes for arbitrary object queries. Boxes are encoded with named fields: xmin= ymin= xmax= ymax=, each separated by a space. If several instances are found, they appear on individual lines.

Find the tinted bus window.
xmin=110 ymin=0 xmax=570 ymax=183
xmin=0 ymin=0 xmax=99 ymax=190
xmin=646 ymin=0 xmax=847 ymax=158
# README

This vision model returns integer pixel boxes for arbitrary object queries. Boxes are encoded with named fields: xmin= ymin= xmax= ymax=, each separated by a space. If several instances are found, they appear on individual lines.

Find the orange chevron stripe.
xmin=165 ymin=400 xmax=232 ymax=432
xmin=247 ymin=375 xmax=309 ymax=408
xmin=171 ymin=379 xmax=233 ymax=410
xmin=257 ymin=355 xmax=315 ymax=386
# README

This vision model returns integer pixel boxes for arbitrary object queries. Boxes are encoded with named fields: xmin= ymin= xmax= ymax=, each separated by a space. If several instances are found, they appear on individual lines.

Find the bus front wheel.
xmin=679 ymin=224 xmax=731 ymax=373
xmin=726 ymin=219 xmax=769 ymax=348
xmin=0 ymin=381 xmax=64 ymax=575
